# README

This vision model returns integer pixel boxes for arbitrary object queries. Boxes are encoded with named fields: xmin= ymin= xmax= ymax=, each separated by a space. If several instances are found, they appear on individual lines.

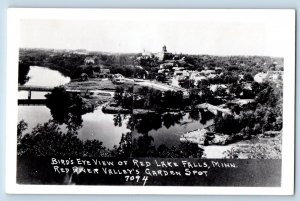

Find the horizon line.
xmin=19 ymin=47 xmax=284 ymax=58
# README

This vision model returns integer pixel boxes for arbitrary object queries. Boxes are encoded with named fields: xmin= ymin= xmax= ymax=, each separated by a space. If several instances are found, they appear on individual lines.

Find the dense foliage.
xmin=214 ymin=81 xmax=282 ymax=138
xmin=18 ymin=61 xmax=30 ymax=85
xmin=45 ymin=87 xmax=94 ymax=131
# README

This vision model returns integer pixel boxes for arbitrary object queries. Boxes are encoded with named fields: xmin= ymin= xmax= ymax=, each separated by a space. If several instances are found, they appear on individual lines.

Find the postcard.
xmin=6 ymin=8 xmax=295 ymax=195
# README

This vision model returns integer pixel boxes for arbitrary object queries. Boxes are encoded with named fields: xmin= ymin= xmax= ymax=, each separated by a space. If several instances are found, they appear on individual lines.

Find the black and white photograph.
xmin=6 ymin=9 xmax=295 ymax=195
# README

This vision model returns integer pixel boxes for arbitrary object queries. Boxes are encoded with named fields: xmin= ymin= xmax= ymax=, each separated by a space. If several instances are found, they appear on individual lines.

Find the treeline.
xmin=114 ymin=86 xmax=186 ymax=111
xmin=184 ymin=55 xmax=283 ymax=74
xmin=19 ymin=48 xmax=283 ymax=81
xmin=19 ymin=48 xmax=140 ymax=79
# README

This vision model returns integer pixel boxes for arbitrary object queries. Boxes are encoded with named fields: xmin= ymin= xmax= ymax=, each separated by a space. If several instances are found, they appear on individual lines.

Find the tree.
xmin=179 ymin=78 xmax=194 ymax=89
xmin=214 ymin=113 xmax=240 ymax=135
xmin=45 ymin=87 xmax=73 ymax=124
xmin=243 ymin=73 xmax=254 ymax=82
xmin=239 ymin=111 xmax=256 ymax=132
xmin=214 ymin=86 xmax=227 ymax=97
xmin=132 ymin=134 xmax=156 ymax=157
xmin=229 ymin=83 xmax=243 ymax=97
xmin=112 ymin=132 xmax=132 ymax=157
xmin=18 ymin=61 xmax=30 ymax=85
xmin=188 ymin=106 xmax=200 ymax=121
xmin=197 ymin=79 xmax=209 ymax=89
xmin=83 ymin=140 xmax=109 ymax=157
xmin=188 ymin=89 xmax=201 ymax=105
xmin=163 ymin=90 xmax=183 ymax=109
xmin=156 ymin=73 xmax=166 ymax=82
xmin=17 ymin=120 xmax=28 ymax=145
xmin=114 ymin=86 xmax=124 ymax=105
xmin=45 ymin=86 xmax=93 ymax=131
xmin=162 ymin=112 xmax=183 ymax=128
xmin=148 ymin=89 xmax=163 ymax=110
xmin=17 ymin=120 xmax=110 ymax=157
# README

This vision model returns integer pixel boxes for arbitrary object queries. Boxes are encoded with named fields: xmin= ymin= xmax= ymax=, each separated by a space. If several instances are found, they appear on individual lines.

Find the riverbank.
xmin=180 ymin=127 xmax=282 ymax=159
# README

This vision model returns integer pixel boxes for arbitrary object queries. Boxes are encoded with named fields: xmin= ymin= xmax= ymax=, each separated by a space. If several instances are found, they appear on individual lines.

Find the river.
xmin=18 ymin=66 xmax=215 ymax=151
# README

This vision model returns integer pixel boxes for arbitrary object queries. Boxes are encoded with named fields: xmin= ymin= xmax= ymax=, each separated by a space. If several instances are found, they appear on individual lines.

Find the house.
xmin=112 ymin=74 xmax=125 ymax=84
xmin=160 ymin=63 xmax=174 ymax=69
xmin=158 ymin=69 xmax=170 ymax=76
xmin=173 ymin=70 xmax=189 ymax=81
xmin=190 ymin=71 xmax=207 ymax=86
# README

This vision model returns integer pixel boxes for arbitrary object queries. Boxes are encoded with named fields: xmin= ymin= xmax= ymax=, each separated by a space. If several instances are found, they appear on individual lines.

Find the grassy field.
xmin=65 ymin=78 xmax=136 ymax=91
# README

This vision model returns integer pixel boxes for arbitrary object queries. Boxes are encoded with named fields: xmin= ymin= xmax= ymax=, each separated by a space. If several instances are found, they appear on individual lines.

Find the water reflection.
xmin=45 ymin=87 xmax=88 ymax=133
xmin=130 ymin=110 xmax=214 ymax=148
xmin=133 ymin=113 xmax=162 ymax=134
xmin=162 ymin=112 xmax=184 ymax=128
xmin=113 ymin=113 xmax=123 ymax=127
xmin=76 ymin=107 xmax=130 ymax=149
xmin=200 ymin=109 xmax=215 ymax=125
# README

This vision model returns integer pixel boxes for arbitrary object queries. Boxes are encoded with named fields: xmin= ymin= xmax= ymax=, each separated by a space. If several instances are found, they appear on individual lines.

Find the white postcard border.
xmin=5 ymin=8 xmax=295 ymax=195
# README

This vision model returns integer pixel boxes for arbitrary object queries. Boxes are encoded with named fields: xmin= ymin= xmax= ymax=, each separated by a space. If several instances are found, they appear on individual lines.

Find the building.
xmin=112 ymin=74 xmax=125 ymax=84
xmin=84 ymin=57 xmax=95 ymax=65
xmin=142 ymin=49 xmax=153 ymax=57
xmin=157 ymin=45 xmax=173 ymax=61
xmin=173 ymin=70 xmax=189 ymax=80
xmin=99 ymin=69 xmax=111 ymax=78
xmin=190 ymin=71 xmax=207 ymax=86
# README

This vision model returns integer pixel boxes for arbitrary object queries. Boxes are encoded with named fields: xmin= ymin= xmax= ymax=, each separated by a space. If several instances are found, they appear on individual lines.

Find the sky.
xmin=19 ymin=10 xmax=290 ymax=57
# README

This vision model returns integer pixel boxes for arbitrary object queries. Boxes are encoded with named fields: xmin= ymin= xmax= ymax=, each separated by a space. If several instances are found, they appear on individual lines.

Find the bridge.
xmin=18 ymin=85 xmax=54 ymax=104
xmin=18 ymin=85 xmax=55 ymax=102
xmin=18 ymin=85 xmax=92 ymax=105
xmin=18 ymin=85 xmax=54 ymax=92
